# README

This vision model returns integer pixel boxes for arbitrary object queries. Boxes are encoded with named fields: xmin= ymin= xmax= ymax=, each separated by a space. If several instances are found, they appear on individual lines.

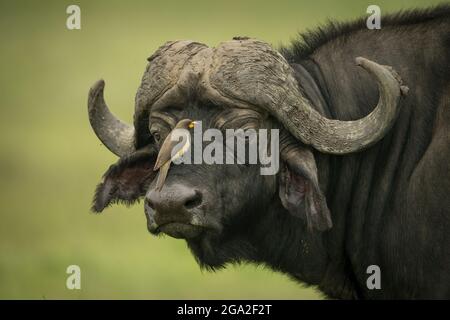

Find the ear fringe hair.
xmin=91 ymin=146 xmax=157 ymax=213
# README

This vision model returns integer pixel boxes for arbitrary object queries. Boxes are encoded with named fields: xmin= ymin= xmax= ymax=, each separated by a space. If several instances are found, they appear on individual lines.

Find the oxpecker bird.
xmin=153 ymin=119 xmax=196 ymax=191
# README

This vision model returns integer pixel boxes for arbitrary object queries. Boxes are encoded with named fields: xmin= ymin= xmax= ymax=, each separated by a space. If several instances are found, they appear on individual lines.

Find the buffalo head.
xmin=88 ymin=38 xmax=405 ymax=267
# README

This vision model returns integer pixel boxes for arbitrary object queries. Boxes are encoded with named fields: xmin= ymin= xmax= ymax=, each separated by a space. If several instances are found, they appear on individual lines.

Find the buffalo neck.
xmin=250 ymin=60 xmax=371 ymax=298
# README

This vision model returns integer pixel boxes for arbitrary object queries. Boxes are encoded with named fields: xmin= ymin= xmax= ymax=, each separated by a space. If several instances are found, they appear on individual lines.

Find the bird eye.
xmin=152 ymin=132 xmax=161 ymax=143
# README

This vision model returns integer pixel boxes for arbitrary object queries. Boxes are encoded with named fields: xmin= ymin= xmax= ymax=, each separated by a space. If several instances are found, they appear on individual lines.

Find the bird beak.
xmin=188 ymin=121 xmax=198 ymax=129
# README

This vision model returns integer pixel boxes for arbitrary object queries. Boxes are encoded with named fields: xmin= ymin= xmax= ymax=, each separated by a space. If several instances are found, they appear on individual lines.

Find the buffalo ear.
xmin=92 ymin=146 xmax=158 ymax=213
xmin=279 ymin=146 xmax=332 ymax=231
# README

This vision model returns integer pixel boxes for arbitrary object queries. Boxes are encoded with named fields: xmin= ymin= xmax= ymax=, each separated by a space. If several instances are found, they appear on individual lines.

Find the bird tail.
xmin=155 ymin=163 xmax=169 ymax=191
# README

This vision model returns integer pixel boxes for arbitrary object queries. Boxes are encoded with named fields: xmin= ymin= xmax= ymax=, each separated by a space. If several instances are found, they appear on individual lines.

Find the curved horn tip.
xmin=88 ymin=79 xmax=106 ymax=113
xmin=355 ymin=57 xmax=409 ymax=97
xmin=87 ymin=79 xmax=135 ymax=157
xmin=88 ymin=79 xmax=105 ymax=98
xmin=92 ymin=78 xmax=105 ymax=89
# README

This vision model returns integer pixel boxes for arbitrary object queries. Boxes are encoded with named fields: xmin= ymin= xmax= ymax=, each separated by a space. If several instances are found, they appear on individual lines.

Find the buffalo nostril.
xmin=183 ymin=191 xmax=202 ymax=210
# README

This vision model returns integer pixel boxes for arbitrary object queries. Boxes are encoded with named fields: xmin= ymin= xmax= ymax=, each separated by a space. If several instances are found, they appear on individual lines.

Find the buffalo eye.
xmin=149 ymin=125 xmax=161 ymax=143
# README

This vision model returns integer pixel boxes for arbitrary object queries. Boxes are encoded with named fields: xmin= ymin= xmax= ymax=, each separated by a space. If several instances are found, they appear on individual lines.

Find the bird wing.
xmin=154 ymin=134 xmax=173 ymax=171
xmin=155 ymin=162 xmax=170 ymax=191
xmin=171 ymin=134 xmax=191 ymax=163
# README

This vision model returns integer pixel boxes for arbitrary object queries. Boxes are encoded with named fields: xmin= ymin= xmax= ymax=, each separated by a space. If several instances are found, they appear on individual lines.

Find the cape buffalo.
xmin=87 ymin=5 xmax=450 ymax=299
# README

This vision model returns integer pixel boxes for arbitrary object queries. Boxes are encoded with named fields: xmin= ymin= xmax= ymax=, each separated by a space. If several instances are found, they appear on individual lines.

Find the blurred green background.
xmin=0 ymin=0 xmax=444 ymax=299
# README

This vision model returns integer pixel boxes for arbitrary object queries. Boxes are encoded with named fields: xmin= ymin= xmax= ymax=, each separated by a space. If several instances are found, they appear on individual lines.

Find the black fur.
xmin=93 ymin=5 xmax=450 ymax=299
xmin=281 ymin=4 xmax=450 ymax=61
xmin=186 ymin=5 xmax=450 ymax=298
